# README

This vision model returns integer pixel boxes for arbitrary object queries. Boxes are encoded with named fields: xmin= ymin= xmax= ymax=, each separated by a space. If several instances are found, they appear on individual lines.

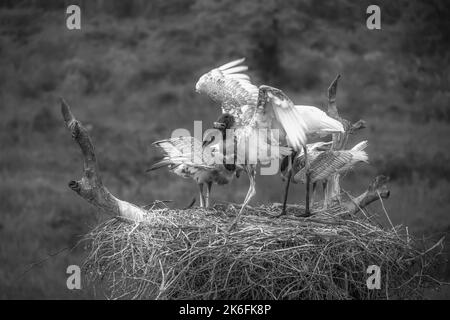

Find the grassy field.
xmin=0 ymin=1 xmax=449 ymax=299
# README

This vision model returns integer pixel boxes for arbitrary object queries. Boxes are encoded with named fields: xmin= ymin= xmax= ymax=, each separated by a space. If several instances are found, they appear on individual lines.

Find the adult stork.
xmin=195 ymin=58 xmax=344 ymax=227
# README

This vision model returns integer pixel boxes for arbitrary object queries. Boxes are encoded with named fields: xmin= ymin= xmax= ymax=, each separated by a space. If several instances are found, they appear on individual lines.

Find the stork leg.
xmin=278 ymin=152 xmax=297 ymax=217
xmin=280 ymin=169 xmax=292 ymax=216
xmin=229 ymin=165 xmax=256 ymax=231
xmin=311 ymin=182 xmax=317 ymax=207
xmin=198 ymin=183 xmax=205 ymax=208
xmin=304 ymin=146 xmax=311 ymax=217
xmin=205 ymin=181 xmax=212 ymax=208
xmin=305 ymin=175 xmax=311 ymax=215
xmin=322 ymin=180 xmax=328 ymax=209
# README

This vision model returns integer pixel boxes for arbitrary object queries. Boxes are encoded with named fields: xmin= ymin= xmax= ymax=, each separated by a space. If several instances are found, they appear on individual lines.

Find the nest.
xmin=82 ymin=203 xmax=445 ymax=300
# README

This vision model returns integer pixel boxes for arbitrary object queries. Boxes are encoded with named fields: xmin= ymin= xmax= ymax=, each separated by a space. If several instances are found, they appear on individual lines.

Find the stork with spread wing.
xmin=195 ymin=58 xmax=344 ymax=227
xmin=281 ymin=141 xmax=334 ymax=182
xmin=148 ymin=115 xmax=241 ymax=208
xmin=293 ymin=140 xmax=369 ymax=206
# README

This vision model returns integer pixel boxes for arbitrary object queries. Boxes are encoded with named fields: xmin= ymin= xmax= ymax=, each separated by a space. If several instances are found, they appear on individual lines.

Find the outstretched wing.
xmin=294 ymin=105 xmax=344 ymax=137
xmin=151 ymin=136 xmax=216 ymax=170
xmin=308 ymin=151 xmax=352 ymax=181
xmin=256 ymin=85 xmax=344 ymax=150
xmin=256 ymin=85 xmax=309 ymax=150
xmin=195 ymin=58 xmax=259 ymax=118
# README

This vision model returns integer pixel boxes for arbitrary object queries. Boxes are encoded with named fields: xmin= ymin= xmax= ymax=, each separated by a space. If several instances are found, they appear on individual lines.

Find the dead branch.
xmin=348 ymin=119 xmax=366 ymax=134
xmin=61 ymin=98 xmax=146 ymax=222
xmin=327 ymin=74 xmax=366 ymax=149
xmin=342 ymin=175 xmax=390 ymax=215
xmin=325 ymin=75 xmax=367 ymax=207
xmin=327 ymin=74 xmax=341 ymax=120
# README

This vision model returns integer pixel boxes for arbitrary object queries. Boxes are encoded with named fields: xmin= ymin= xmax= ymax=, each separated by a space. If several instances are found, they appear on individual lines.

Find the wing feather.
xmin=257 ymin=86 xmax=345 ymax=151
xmin=196 ymin=58 xmax=259 ymax=120
xmin=351 ymin=140 xmax=368 ymax=152
xmin=293 ymin=151 xmax=351 ymax=183
xmin=293 ymin=105 xmax=344 ymax=134
xmin=228 ymin=74 xmax=251 ymax=81
xmin=257 ymin=86 xmax=308 ymax=149
xmin=152 ymin=137 xmax=216 ymax=170
xmin=222 ymin=66 xmax=249 ymax=75
xmin=309 ymin=151 xmax=352 ymax=181
xmin=271 ymin=103 xmax=309 ymax=149
xmin=218 ymin=58 xmax=246 ymax=71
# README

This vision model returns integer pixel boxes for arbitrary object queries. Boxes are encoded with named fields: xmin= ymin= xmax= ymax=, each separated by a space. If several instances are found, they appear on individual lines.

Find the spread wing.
xmin=256 ymin=85 xmax=344 ymax=150
xmin=195 ymin=58 xmax=259 ymax=118
xmin=150 ymin=136 xmax=217 ymax=170
xmin=294 ymin=105 xmax=344 ymax=136
xmin=307 ymin=151 xmax=352 ymax=182
xmin=256 ymin=85 xmax=309 ymax=150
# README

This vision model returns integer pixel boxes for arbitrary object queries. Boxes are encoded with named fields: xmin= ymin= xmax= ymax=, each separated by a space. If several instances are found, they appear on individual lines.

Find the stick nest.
xmin=82 ymin=203 xmax=445 ymax=300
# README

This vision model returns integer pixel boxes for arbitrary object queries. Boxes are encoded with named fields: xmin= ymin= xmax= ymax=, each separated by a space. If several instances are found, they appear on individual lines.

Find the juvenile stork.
xmin=195 ymin=58 xmax=344 ymax=227
xmin=281 ymin=141 xmax=333 ymax=181
xmin=148 ymin=115 xmax=241 ymax=208
xmin=293 ymin=141 xmax=369 ymax=206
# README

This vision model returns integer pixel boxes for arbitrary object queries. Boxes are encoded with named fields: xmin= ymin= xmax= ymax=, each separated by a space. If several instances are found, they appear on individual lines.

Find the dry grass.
xmin=82 ymin=202 xmax=445 ymax=300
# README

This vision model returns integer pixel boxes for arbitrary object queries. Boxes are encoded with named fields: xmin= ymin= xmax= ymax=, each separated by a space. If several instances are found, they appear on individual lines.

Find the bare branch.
xmin=326 ymin=75 xmax=366 ymax=140
xmin=348 ymin=119 xmax=366 ymax=135
xmin=342 ymin=175 xmax=390 ymax=215
xmin=327 ymin=74 xmax=341 ymax=120
xmin=325 ymin=75 xmax=368 ymax=207
xmin=61 ymin=98 xmax=146 ymax=222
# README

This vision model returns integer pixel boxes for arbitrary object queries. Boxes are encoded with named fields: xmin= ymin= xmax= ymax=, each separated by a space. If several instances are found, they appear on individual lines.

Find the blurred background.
xmin=0 ymin=0 xmax=449 ymax=299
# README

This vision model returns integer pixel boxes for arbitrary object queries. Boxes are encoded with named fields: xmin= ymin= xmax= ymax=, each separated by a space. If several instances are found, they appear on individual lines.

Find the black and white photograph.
xmin=0 ymin=0 xmax=449 ymax=303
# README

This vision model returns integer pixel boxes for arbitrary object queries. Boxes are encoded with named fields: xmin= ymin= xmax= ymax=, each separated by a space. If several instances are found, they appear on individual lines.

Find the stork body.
xmin=149 ymin=116 xmax=240 ymax=208
xmin=293 ymin=141 xmax=369 ymax=205
xmin=196 ymin=58 xmax=344 ymax=227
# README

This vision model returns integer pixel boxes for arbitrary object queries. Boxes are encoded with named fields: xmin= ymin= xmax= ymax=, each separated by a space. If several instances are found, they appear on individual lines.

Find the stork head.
xmin=213 ymin=113 xmax=235 ymax=131
xmin=203 ymin=113 xmax=235 ymax=148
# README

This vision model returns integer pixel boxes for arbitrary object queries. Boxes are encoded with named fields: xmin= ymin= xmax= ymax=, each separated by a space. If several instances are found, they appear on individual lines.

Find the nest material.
xmin=83 ymin=203 xmax=444 ymax=300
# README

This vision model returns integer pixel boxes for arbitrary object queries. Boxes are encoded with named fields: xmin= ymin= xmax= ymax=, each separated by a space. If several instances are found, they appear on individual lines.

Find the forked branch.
xmin=327 ymin=74 xmax=366 ymax=149
xmin=327 ymin=74 xmax=341 ymax=120
xmin=325 ymin=75 xmax=368 ymax=207
xmin=61 ymin=99 xmax=146 ymax=222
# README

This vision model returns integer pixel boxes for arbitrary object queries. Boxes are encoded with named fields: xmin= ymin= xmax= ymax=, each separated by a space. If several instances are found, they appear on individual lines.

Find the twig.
xmin=377 ymin=190 xmax=399 ymax=239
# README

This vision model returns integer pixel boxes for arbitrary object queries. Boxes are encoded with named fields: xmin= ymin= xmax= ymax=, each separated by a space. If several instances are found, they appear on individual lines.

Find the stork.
xmin=195 ymin=58 xmax=344 ymax=228
xmin=148 ymin=114 xmax=241 ymax=208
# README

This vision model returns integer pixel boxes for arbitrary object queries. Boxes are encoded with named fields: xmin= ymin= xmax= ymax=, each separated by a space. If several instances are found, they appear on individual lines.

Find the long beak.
xmin=213 ymin=122 xmax=226 ymax=129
